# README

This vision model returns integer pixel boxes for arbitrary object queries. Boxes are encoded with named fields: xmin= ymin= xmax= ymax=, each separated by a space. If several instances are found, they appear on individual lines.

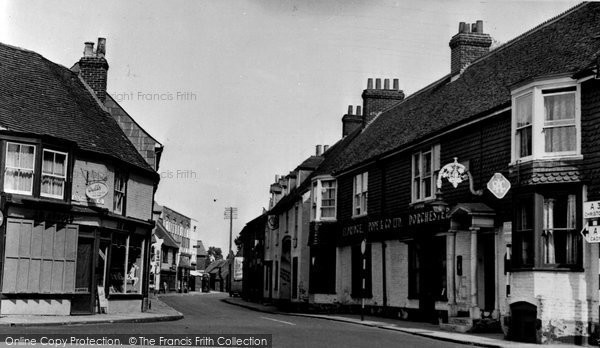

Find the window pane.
xmin=516 ymin=126 xmax=532 ymax=158
xmin=43 ymin=151 xmax=54 ymax=174
xmin=516 ymin=94 xmax=532 ymax=128
xmin=20 ymin=145 xmax=35 ymax=170
xmin=422 ymin=178 xmax=432 ymax=198
xmin=422 ymin=152 xmax=432 ymax=176
xmin=413 ymin=154 xmax=420 ymax=177
xmin=109 ymin=235 xmax=127 ymax=294
xmin=544 ymin=126 xmax=576 ymax=152
xmin=126 ymin=236 xmax=144 ymax=294
xmin=544 ymin=93 xmax=575 ymax=122
xmin=6 ymin=143 xmax=19 ymax=168
xmin=54 ymin=153 xmax=66 ymax=176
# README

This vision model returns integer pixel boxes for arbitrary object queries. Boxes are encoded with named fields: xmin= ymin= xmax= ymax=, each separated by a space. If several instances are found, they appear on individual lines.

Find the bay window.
xmin=512 ymin=188 xmax=582 ymax=269
xmin=311 ymin=178 xmax=337 ymax=221
xmin=353 ymin=172 xmax=368 ymax=217
xmin=512 ymin=80 xmax=580 ymax=162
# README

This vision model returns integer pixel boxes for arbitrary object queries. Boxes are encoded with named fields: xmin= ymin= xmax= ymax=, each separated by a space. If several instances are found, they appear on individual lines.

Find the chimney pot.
xmin=367 ymin=78 xmax=373 ymax=89
xmin=323 ymin=145 xmax=330 ymax=152
xmin=384 ymin=79 xmax=390 ymax=89
xmin=393 ymin=78 xmax=399 ymax=90
xmin=458 ymin=22 xmax=465 ymax=33
xmin=316 ymin=145 xmax=323 ymax=156
xmin=83 ymin=42 xmax=94 ymax=57
xmin=375 ymin=78 xmax=381 ymax=89
xmin=471 ymin=23 xmax=477 ymax=33
xmin=356 ymin=105 xmax=362 ymax=116
xmin=476 ymin=20 xmax=483 ymax=33
xmin=97 ymin=37 xmax=106 ymax=57
xmin=348 ymin=105 xmax=353 ymax=115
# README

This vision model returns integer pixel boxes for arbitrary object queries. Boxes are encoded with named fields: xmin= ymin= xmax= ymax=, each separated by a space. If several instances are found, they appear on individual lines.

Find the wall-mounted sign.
xmin=583 ymin=201 xmax=600 ymax=219
xmin=85 ymin=182 xmax=109 ymax=200
xmin=487 ymin=173 xmax=511 ymax=199
xmin=581 ymin=223 xmax=600 ymax=243
xmin=437 ymin=158 xmax=467 ymax=189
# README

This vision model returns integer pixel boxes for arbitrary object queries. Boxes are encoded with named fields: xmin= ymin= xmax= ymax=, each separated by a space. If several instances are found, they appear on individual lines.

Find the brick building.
xmin=0 ymin=39 xmax=160 ymax=315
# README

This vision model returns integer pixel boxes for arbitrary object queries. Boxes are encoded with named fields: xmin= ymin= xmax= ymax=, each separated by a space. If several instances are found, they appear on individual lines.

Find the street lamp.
xmin=429 ymin=189 xmax=448 ymax=213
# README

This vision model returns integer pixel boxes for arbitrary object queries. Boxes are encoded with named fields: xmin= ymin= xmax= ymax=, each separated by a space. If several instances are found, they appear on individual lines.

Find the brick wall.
xmin=127 ymin=173 xmax=154 ymax=221
xmin=78 ymin=57 xmax=108 ymax=103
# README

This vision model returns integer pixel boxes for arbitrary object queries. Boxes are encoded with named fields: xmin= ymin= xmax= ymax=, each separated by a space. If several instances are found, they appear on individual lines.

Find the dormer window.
xmin=512 ymin=79 xmax=580 ymax=162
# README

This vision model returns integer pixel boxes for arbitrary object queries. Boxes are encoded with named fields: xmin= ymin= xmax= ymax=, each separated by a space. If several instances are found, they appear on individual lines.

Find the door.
xmin=280 ymin=237 xmax=292 ymax=300
xmin=71 ymin=237 xmax=95 ymax=314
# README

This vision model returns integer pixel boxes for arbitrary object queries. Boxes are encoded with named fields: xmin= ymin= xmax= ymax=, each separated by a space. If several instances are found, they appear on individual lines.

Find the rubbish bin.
xmin=202 ymin=275 xmax=210 ymax=293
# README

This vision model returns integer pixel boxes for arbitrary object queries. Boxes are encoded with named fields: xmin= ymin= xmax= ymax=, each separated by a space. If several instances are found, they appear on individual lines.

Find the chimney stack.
xmin=74 ymin=37 xmax=109 ymax=103
xmin=362 ymin=77 xmax=405 ymax=125
xmin=316 ymin=145 xmax=323 ymax=156
xmin=342 ymin=104 xmax=363 ymax=137
xmin=449 ymin=20 xmax=492 ymax=76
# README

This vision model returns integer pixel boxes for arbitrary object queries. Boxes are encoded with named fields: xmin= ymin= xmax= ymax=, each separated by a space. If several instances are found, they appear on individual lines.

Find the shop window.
xmin=309 ymin=246 xmax=336 ymax=294
xmin=4 ymin=142 xmax=35 ymax=195
xmin=542 ymin=193 xmax=580 ymax=266
xmin=353 ymin=172 xmax=368 ymax=217
xmin=2 ymin=219 xmax=77 ymax=293
xmin=511 ymin=81 xmax=580 ymax=162
xmin=114 ymin=172 xmax=127 ymax=215
xmin=513 ymin=196 xmax=534 ymax=267
xmin=108 ymin=234 xmax=144 ymax=294
xmin=351 ymin=243 xmax=371 ymax=298
xmin=41 ymin=149 xmax=67 ymax=199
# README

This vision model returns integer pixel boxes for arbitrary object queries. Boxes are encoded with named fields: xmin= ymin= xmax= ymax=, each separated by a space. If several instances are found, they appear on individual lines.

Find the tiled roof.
xmin=195 ymin=240 xmax=208 ymax=256
xmin=332 ymin=2 xmax=600 ymax=174
xmin=296 ymin=156 xmax=324 ymax=171
xmin=0 ymin=42 xmax=157 ymax=177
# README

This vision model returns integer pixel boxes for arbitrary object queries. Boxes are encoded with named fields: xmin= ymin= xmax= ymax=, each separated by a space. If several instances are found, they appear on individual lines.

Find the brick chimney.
xmin=362 ymin=78 xmax=404 ymax=126
xmin=449 ymin=21 xmax=492 ymax=76
xmin=342 ymin=105 xmax=363 ymax=137
xmin=76 ymin=38 xmax=109 ymax=103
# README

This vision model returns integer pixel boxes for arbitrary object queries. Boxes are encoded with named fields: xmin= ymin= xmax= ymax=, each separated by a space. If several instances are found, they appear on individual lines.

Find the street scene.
xmin=2 ymin=0 xmax=600 ymax=347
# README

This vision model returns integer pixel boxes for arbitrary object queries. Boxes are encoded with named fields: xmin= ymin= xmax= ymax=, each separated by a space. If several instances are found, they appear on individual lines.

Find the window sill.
xmin=509 ymin=154 xmax=583 ymax=166
xmin=351 ymin=214 xmax=368 ymax=219
xmin=510 ymin=266 xmax=583 ymax=272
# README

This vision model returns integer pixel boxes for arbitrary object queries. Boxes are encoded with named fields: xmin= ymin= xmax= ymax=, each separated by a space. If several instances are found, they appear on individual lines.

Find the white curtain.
xmin=543 ymin=198 xmax=555 ymax=264
xmin=544 ymin=93 xmax=576 ymax=152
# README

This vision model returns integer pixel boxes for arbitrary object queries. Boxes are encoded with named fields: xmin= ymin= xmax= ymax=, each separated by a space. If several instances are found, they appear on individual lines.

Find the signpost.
xmin=582 ymin=201 xmax=600 ymax=243
xmin=360 ymin=239 xmax=366 ymax=322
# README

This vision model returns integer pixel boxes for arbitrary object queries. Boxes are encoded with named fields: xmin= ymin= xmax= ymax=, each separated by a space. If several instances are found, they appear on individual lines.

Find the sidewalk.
xmin=222 ymin=297 xmax=583 ymax=348
xmin=0 ymin=295 xmax=183 ymax=327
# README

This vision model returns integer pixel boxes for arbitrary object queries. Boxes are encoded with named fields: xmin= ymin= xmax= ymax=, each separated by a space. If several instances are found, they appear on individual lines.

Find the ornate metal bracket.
xmin=437 ymin=157 xmax=483 ymax=196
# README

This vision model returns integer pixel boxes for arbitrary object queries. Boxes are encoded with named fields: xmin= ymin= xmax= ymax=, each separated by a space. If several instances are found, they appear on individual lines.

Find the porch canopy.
xmin=448 ymin=203 xmax=495 ymax=230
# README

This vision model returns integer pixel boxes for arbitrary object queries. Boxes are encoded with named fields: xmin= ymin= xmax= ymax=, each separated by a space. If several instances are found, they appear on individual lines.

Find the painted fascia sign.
xmin=581 ymin=201 xmax=600 ymax=243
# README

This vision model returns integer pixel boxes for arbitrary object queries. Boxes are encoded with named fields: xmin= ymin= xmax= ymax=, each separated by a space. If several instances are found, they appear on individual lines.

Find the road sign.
xmin=584 ymin=201 xmax=600 ymax=219
xmin=581 ymin=224 xmax=600 ymax=243
xmin=487 ymin=173 xmax=511 ymax=199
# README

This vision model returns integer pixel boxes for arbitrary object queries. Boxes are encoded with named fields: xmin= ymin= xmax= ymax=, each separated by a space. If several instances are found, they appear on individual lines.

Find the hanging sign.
xmin=583 ymin=201 xmax=600 ymax=219
xmin=86 ymin=182 xmax=109 ymax=200
xmin=487 ymin=173 xmax=511 ymax=199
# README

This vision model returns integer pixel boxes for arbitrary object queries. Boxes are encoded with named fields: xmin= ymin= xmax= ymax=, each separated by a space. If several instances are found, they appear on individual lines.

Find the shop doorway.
xmin=71 ymin=237 xmax=95 ymax=314
xmin=418 ymin=235 xmax=446 ymax=323
xmin=478 ymin=232 xmax=495 ymax=312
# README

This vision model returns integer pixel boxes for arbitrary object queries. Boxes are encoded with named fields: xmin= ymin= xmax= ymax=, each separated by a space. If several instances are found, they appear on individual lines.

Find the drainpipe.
xmin=382 ymin=242 xmax=387 ymax=308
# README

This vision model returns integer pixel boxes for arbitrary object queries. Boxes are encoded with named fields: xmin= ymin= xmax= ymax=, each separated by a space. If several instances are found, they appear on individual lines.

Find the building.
xmin=0 ymin=39 xmax=159 ymax=315
xmin=243 ymin=3 xmax=600 ymax=345
xmin=326 ymin=4 xmax=600 ymax=345
xmin=151 ymin=203 xmax=179 ymax=293
xmin=240 ymin=214 xmax=266 ymax=301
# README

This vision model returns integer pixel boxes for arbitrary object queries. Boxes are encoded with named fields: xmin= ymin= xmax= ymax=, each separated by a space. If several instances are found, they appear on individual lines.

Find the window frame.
xmin=411 ymin=144 xmax=440 ymax=203
xmin=4 ymin=142 xmax=36 ymax=196
xmin=352 ymin=172 xmax=368 ymax=217
xmin=40 ymin=149 xmax=68 ymax=199
xmin=511 ymin=79 xmax=581 ymax=164
xmin=311 ymin=177 xmax=337 ymax=221
xmin=113 ymin=171 xmax=127 ymax=215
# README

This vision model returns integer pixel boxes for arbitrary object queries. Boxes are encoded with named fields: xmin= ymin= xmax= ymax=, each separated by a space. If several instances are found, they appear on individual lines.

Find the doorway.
xmin=280 ymin=237 xmax=292 ymax=301
xmin=71 ymin=237 xmax=95 ymax=314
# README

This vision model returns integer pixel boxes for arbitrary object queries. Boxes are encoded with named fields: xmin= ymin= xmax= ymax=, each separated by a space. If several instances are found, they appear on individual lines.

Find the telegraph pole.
xmin=224 ymin=207 xmax=238 ymax=256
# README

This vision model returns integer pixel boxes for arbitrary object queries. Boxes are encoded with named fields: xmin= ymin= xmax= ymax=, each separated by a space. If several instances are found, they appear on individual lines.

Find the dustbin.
xmin=202 ymin=275 xmax=210 ymax=293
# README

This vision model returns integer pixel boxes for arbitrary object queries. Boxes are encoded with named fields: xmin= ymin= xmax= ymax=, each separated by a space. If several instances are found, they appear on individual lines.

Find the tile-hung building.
xmin=0 ymin=40 xmax=160 ymax=315
xmin=151 ymin=203 xmax=179 ymax=293
xmin=328 ymin=4 xmax=600 ymax=345
xmin=157 ymin=205 xmax=193 ymax=292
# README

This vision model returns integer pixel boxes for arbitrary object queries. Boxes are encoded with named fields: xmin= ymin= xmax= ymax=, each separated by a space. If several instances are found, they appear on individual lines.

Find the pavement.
xmin=222 ymin=297 xmax=584 ymax=348
xmin=0 ymin=292 xmax=188 ymax=326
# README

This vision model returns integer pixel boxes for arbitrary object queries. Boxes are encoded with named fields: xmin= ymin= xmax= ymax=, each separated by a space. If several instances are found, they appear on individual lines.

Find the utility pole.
xmin=224 ymin=207 xmax=238 ymax=256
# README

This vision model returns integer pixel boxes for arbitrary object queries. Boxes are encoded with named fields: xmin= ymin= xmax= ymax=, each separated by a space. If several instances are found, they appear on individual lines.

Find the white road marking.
xmin=260 ymin=316 xmax=296 ymax=326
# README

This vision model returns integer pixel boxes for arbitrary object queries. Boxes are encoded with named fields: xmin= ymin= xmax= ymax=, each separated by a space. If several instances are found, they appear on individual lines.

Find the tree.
xmin=207 ymin=246 xmax=223 ymax=260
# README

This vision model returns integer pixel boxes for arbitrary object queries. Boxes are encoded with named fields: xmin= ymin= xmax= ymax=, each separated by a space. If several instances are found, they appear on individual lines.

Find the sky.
xmin=0 ymin=0 xmax=581 ymax=252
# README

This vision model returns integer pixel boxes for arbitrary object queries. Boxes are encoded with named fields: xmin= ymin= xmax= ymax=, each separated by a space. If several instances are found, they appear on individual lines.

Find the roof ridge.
xmin=461 ymin=2 xmax=590 ymax=75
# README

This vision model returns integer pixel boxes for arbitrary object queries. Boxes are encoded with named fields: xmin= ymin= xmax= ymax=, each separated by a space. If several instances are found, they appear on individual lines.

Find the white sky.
xmin=0 ymin=0 xmax=581 ymax=252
